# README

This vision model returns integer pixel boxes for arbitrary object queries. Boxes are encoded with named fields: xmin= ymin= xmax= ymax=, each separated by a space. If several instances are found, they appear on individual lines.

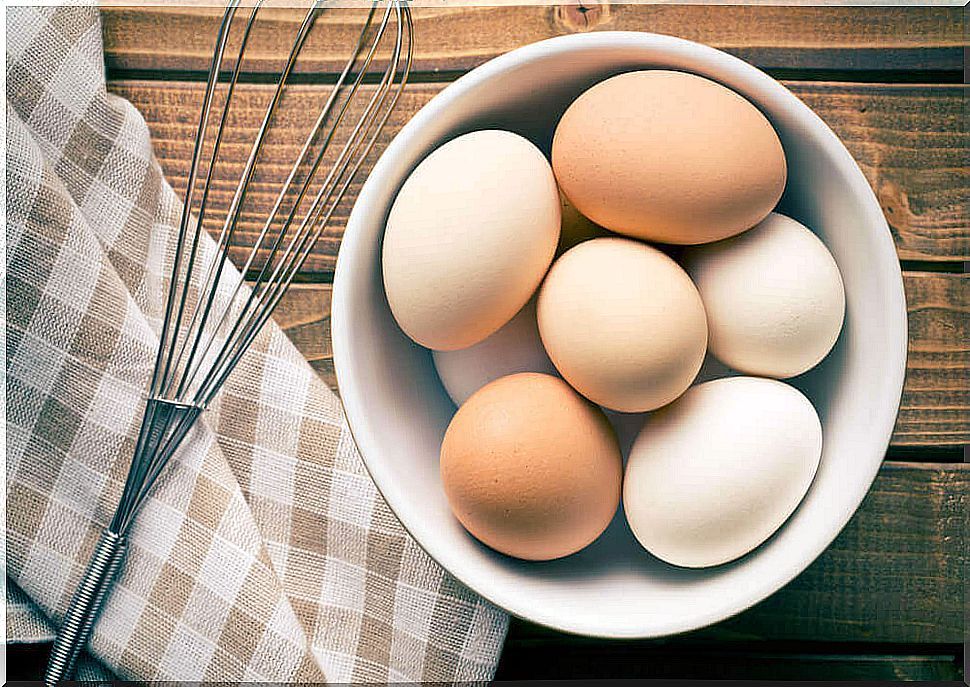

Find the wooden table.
xmin=10 ymin=4 xmax=967 ymax=682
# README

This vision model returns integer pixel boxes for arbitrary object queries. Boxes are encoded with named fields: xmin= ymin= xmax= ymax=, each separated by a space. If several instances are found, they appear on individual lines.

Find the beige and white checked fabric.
xmin=5 ymin=5 xmax=508 ymax=682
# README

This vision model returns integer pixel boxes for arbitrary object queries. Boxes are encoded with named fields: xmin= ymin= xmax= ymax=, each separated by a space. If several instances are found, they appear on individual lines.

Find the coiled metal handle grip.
xmin=45 ymin=529 xmax=127 ymax=685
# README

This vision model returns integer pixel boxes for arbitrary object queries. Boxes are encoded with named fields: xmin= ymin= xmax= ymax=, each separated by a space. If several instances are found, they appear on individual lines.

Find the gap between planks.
xmin=103 ymin=67 xmax=968 ymax=87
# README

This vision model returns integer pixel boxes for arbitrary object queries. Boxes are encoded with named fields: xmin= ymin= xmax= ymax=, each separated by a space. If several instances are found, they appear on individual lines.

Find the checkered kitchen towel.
xmin=5 ymin=5 xmax=507 ymax=682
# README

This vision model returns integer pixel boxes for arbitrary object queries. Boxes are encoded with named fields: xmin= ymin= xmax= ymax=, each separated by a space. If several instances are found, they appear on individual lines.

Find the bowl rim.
xmin=332 ymin=30 xmax=908 ymax=638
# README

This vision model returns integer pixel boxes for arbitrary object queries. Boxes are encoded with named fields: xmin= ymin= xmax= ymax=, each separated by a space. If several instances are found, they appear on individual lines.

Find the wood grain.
xmin=267 ymin=274 xmax=969 ymax=448
xmin=896 ymin=272 xmax=969 ymax=446
xmin=792 ymin=83 xmax=969 ymax=261
xmin=109 ymin=80 xmax=969 ymax=269
xmin=100 ymin=5 xmax=964 ymax=76
xmin=703 ymin=462 xmax=967 ymax=643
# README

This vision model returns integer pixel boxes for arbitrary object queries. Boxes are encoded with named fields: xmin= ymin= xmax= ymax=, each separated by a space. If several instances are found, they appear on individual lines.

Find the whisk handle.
xmin=45 ymin=529 xmax=127 ymax=685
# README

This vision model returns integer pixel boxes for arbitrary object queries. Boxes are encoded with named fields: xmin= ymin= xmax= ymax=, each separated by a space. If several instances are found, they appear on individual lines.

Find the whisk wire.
xmin=162 ymin=0 xmax=260 ymax=401
xmin=207 ymin=21 xmax=412 ymax=403
xmin=110 ymin=396 xmax=163 ymax=529
xmin=203 ymin=4 xmax=411 ymax=405
xmin=117 ymin=401 xmax=202 ymax=533
xmin=126 ymin=0 xmax=412 ymax=521
xmin=150 ymin=4 xmax=240 ymax=400
xmin=234 ymin=2 xmax=378 ymax=285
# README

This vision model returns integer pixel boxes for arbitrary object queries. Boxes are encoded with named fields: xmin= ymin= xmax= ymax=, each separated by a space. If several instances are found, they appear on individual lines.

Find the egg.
xmin=432 ymin=298 xmax=556 ymax=406
xmin=683 ymin=212 xmax=846 ymax=378
xmin=552 ymin=70 xmax=786 ymax=245
xmin=382 ymin=130 xmax=560 ymax=350
xmin=440 ymin=373 xmax=622 ymax=560
xmin=537 ymin=237 xmax=707 ymax=412
xmin=623 ymin=377 xmax=822 ymax=568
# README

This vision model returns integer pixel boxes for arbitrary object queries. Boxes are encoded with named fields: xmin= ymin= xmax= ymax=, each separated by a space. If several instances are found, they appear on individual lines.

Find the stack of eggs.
xmin=381 ymin=70 xmax=845 ymax=568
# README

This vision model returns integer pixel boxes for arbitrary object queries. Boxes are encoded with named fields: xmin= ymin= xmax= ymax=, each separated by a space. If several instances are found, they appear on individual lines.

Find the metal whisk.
xmin=45 ymin=1 xmax=412 ymax=682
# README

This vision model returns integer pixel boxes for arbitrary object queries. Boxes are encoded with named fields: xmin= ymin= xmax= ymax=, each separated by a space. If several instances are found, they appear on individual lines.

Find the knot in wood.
xmin=555 ymin=1 xmax=610 ymax=32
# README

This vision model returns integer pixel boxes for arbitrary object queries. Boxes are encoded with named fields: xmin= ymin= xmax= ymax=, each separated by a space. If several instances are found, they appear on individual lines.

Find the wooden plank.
xmin=100 ymin=5 xmax=964 ymax=76
xmin=108 ymin=80 xmax=969 ymax=269
xmin=896 ymin=272 xmax=969 ymax=446
xmin=502 ymin=462 xmax=968 ymax=644
xmin=268 ymin=273 xmax=969 ymax=448
xmin=700 ymin=463 xmax=966 ymax=643
xmin=792 ymin=83 xmax=970 ymax=262
xmin=495 ymin=641 xmax=964 ymax=680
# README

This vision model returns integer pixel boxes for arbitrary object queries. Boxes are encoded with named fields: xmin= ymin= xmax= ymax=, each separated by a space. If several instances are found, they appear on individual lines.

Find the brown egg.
xmin=440 ymin=373 xmax=622 ymax=560
xmin=552 ymin=70 xmax=786 ymax=245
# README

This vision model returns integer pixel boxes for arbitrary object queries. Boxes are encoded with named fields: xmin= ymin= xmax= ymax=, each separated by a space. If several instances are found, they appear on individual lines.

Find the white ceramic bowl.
xmin=332 ymin=32 xmax=907 ymax=638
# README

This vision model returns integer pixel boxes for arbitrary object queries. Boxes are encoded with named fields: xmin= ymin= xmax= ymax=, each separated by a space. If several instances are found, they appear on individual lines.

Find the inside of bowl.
xmin=337 ymin=34 xmax=905 ymax=637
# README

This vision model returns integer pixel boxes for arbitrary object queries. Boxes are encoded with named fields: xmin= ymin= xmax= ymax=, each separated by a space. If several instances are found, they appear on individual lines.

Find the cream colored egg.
xmin=683 ymin=212 xmax=845 ymax=379
xmin=537 ymin=237 xmax=707 ymax=412
xmin=382 ymin=130 xmax=560 ymax=351
xmin=432 ymin=298 xmax=557 ymax=406
xmin=623 ymin=377 xmax=822 ymax=568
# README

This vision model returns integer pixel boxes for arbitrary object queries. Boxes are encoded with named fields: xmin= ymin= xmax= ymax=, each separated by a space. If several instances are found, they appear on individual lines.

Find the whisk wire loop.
xmin=176 ymin=1 xmax=387 ymax=405
xmin=149 ymin=3 xmax=240 ymax=400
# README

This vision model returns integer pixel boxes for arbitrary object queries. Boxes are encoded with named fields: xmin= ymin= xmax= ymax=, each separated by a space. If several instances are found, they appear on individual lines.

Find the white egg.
xmin=623 ymin=377 xmax=822 ymax=568
xmin=382 ymin=130 xmax=560 ymax=351
xmin=432 ymin=299 xmax=557 ymax=406
xmin=682 ymin=212 xmax=845 ymax=379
